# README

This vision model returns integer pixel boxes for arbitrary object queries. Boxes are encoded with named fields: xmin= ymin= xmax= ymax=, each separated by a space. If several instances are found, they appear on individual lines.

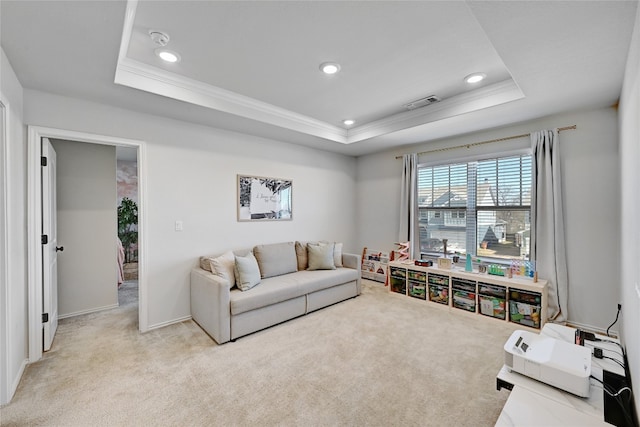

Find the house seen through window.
xmin=418 ymin=155 xmax=532 ymax=261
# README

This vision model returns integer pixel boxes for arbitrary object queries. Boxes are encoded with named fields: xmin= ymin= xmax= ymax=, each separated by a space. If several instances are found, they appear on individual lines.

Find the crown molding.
xmin=116 ymin=0 xmax=523 ymax=146
xmin=345 ymin=79 xmax=524 ymax=144
xmin=116 ymin=0 xmax=347 ymax=143
xmin=117 ymin=0 xmax=138 ymax=66
xmin=115 ymin=57 xmax=348 ymax=143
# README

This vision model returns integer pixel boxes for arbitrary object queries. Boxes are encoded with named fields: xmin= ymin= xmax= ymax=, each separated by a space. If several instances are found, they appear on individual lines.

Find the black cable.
xmin=583 ymin=333 xmax=625 ymax=355
xmin=597 ymin=338 xmax=626 ymax=354
xmin=601 ymin=342 xmax=624 ymax=357
xmin=603 ymin=355 xmax=625 ymax=369
xmin=585 ymin=342 xmax=624 ymax=358
xmin=606 ymin=304 xmax=621 ymax=337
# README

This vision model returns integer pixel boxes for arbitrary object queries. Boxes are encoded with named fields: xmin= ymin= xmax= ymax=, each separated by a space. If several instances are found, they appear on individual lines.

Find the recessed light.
xmin=155 ymin=49 xmax=180 ymax=63
xmin=320 ymin=62 xmax=341 ymax=75
xmin=343 ymin=119 xmax=355 ymax=126
xmin=465 ymin=73 xmax=486 ymax=84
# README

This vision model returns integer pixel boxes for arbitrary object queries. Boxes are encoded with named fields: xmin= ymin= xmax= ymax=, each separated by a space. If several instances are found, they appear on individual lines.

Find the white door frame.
xmin=0 ymin=94 xmax=11 ymax=404
xmin=27 ymin=126 xmax=148 ymax=362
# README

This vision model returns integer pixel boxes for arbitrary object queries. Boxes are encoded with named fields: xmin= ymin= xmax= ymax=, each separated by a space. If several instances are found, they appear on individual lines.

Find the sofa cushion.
xmin=333 ymin=242 xmax=343 ymax=268
xmin=230 ymin=274 xmax=304 ymax=315
xmin=209 ymin=251 xmax=236 ymax=286
xmin=200 ymin=248 xmax=252 ymax=272
xmin=199 ymin=255 xmax=216 ymax=272
xmin=307 ymin=242 xmax=336 ymax=270
xmin=295 ymin=241 xmax=308 ymax=271
xmin=295 ymin=268 xmax=359 ymax=295
xmin=253 ymin=242 xmax=298 ymax=279
xmin=234 ymin=252 xmax=261 ymax=291
xmin=296 ymin=241 xmax=343 ymax=270
xmin=229 ymin=268 xmax=359 ymax=315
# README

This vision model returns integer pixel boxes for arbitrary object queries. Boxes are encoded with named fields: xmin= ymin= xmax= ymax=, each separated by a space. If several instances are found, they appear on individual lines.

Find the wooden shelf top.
xmin=388 ymin=260 xmax=547 ymax=292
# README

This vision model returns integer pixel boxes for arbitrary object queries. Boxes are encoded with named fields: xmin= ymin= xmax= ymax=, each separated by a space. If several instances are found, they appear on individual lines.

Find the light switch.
xmin=175 ymin=220 xmax=183 ymax=231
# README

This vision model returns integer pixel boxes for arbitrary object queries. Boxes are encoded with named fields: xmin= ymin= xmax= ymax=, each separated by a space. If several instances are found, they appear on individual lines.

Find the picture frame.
xmin=237 ymin=175 xmax=292 ymax=221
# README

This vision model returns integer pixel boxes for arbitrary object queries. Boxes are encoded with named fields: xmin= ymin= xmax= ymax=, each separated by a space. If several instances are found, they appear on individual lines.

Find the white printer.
xmin=504 ymin=330 xmax=592 ymax=397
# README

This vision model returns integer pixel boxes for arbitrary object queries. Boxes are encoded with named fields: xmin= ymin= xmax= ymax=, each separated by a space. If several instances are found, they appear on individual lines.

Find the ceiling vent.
xmin=404 ymin=95 xmax=441 ymax=110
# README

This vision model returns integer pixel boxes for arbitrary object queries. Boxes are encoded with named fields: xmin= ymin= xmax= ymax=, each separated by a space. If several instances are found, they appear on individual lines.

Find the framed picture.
xmin=237 ymin=175 xmax=292 ymax=221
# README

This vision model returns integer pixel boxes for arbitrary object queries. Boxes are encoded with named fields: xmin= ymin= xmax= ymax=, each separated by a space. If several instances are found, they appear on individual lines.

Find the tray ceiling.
xmin=115 ymin=0 xmax=523 ymax=144
xmin=1 ymin=1 xmax=637 ymax=155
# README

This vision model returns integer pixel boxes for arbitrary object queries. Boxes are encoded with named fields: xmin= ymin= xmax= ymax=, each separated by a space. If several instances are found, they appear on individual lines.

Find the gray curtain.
xmin=399 ymin=154 xmax=419 ymax=259
xmin=530 ymin=130 xmax=568 ymax=323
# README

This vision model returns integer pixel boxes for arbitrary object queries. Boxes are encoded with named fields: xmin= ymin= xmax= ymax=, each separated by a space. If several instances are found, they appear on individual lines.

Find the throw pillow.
xmin=200 ymin=255 xmax=217 ymax=272
xmin=295 ymin=241 xmax=308 ymax=271
xmin=253 ymin=242 xmax=297 ymax=278
xmin=234 ymin=252 xmax=261 ymax=291
xmin=209 ymin=251 xmax=236 ymax=286
xmin=307 ymin=242 xmax=336 ymax=271
xmin=333 ymin=242 xmax=343 ymax=267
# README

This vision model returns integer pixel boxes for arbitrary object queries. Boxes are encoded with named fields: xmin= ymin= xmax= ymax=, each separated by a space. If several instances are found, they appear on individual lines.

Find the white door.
xmin=42 ymin=138 xmax=59 ymax=351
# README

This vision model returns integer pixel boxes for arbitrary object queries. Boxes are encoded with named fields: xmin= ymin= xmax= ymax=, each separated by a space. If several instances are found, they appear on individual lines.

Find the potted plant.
xmin=118 ymin=197 xmax=138 ymax=278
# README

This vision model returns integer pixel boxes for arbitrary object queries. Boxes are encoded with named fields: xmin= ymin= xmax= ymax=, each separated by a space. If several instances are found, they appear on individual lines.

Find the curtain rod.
xmin=395 ymin=125 xmax=577 ymax=159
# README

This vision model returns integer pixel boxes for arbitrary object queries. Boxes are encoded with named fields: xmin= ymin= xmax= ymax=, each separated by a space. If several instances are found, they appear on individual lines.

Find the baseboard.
xmin=2 ymin=358 xmax=27 ymax=406
xmin=147 ymin=315 xmax=192 ymax=332
xmin=567 ymin=321 xmax=618 ymax=338
xmin=58 ymin=303 xmax=119 ymax=320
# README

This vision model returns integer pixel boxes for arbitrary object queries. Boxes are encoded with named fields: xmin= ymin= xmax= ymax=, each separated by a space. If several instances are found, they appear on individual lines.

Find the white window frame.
xmin=417 ymin=151 xmax=532 ymax=261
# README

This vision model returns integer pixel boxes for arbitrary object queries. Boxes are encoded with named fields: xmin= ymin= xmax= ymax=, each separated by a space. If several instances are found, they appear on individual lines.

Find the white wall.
xmin=51 ymin=139 xmax=118 ymax=318
xmin=356 ymin=107 xmax=621 ymax=333
xmin=0 ymin=48 xmax=27 ymax=405
xmin=23 ymin=89 xmax=358 ymax=329
xmin=619 ymin=3 xmax=640 ymax=417
xmin=0 ymin=83 xmax=7 ymax=407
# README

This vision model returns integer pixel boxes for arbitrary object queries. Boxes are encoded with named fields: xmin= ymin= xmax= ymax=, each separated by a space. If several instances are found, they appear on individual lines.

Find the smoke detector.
xmin=149 ymin=30 xmax=170 ymax=47
xmin=404 ymin=95 xmax=441 ymax=111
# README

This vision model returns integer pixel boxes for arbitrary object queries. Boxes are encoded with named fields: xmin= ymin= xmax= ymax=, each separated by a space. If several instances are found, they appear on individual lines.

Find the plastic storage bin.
xmin=478 ymin=282 xmax=506 ymax=319
xmin=509 ymin=288 xmax=542 ymax=328
xmin=389 ymin=266 xmax=406 ymax=295
xmin=428 ymin=273 xmax=449 ymax=305
xmin=407 ymin=269 xmax=427 ymax=300
xmin=452 ymin=277 xmax=476 ymax=312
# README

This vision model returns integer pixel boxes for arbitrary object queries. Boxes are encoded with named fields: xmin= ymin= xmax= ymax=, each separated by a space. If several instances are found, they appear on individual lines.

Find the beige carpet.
xmin=1 ymin=280 xmax=520 ymax=426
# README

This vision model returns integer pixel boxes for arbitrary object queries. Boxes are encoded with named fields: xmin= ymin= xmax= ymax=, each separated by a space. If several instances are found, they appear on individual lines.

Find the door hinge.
xmin=41 ymin=156 xmax=48 ymax=166
xmin=41 ymin=234 xmax=48 ymax=244
xmin=42 ymin=313 xmax=49 ymax=323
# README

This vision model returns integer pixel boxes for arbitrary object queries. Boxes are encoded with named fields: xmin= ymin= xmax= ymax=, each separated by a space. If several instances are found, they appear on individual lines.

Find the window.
xmin=418 ymin=155 xmax=532 ymax=260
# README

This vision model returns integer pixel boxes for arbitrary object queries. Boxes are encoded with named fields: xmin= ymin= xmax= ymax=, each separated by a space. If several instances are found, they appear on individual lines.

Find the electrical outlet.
xmin=175 ymin=220 xmax=183 ymax=232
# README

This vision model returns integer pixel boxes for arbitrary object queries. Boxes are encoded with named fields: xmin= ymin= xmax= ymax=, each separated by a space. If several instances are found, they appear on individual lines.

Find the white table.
xmin=495 ymin=324 xmax=625 ymax=426
xmin=496 ymin=385 xmax=612 ymax=426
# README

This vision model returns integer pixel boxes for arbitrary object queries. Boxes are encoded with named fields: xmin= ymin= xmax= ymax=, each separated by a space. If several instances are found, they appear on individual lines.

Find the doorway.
xmin=27 ymin=126 xmax=147 ymax=363
xmin=116 ymin=146 xmax=139 ymax=310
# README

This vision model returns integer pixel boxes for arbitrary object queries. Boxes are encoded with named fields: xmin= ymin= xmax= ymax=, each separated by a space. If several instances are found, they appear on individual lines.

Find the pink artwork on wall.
xmin=117 ymin=160 xmax=138 ymax=205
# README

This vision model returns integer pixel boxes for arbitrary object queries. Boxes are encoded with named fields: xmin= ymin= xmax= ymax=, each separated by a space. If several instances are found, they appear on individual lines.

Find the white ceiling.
xmin=1 ymin=1 xmax=637 ymax=156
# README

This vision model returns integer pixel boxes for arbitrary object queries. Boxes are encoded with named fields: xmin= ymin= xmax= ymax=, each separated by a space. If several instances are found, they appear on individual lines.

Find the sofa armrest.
xmin=342 ymin=252 xmax=360 ymax=271
xmin=190 ymin=268 xmax=232 ymax=344
xmin=342 ymin=253 xmax=362 ymax=294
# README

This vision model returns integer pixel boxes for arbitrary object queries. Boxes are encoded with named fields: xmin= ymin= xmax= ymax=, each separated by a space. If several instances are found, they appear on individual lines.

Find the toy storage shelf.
xmin=361 ymin=249 xmax=390 ymax=283
xmin=387 ymin=260 xmax=548 ymax=329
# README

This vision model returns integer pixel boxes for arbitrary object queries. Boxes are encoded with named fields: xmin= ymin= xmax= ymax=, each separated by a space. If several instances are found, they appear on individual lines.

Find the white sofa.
xmin=190 ymin=241 xmax=361 ymax=344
